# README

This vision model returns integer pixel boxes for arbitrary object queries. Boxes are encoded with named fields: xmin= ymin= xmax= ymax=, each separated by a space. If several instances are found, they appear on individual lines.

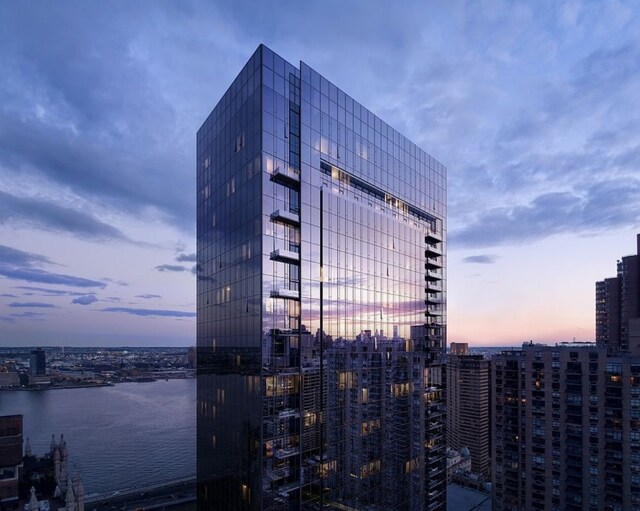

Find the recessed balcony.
xmin=425 ymin=244 xmax=442 ymax=257
xmin=278 ymin=408 xmax=300 ymax=419
xmin=270 ymin=209 xmax=300 ymax=227
xmin=270 ymin=249 xmax=300 ymax=264
xmin=270 ymin=166 xmax=300 ymax=187
xmin=425 ymin=258 xmax=442 ymax=270
xmin=274 ymin=447 xmax=299 ymax=459
xmin=270 ymin=289 xmax=300 ymax=300
xmin=426 ymin=282 xmax=442 ymax=293
xmin=425 ymin=271 xmax=442 ymax=282
xmin=425 ymin=231 xmax=442 ymax=244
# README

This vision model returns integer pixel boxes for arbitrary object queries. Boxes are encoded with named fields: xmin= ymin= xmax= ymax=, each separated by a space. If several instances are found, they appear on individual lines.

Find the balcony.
xmin=425 ymin=231 xmax=442 ymax=244
xmin=270 ymin=166 xmax=300 ymax=187
xmin=425 ymin=258 xmax=442 ymax=270
xmin=270 ymin=209 xmax=300 ymax=227
xmin=429 ymin=465 xmax=444 ymax=477
xmin=426 ymin=282 xmax=442 ymax=293
xmin=264 ymin=466 xmax=290 ymax=482
xmin=425 ymin=244 xmax=442 ymax=257
xmin=278 ymin=408 xmax=300 ymax=419
xmin=425 ymin=271 xmax=442 ymax=282
xmin=427 ymin=499 xmax=444 ymax=511
xmin=270 ymin=289 xmax=300 ymax=300
xmin=426 ymin=334 xmax=442 ymax=345
xmin=270 ymin=249 xmax=300 ymax=264
xmin=274 ymin=447 xmax=300 ymax=459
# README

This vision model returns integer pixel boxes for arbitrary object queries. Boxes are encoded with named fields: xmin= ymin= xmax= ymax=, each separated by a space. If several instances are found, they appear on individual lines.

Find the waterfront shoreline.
xmin=0 ymin=378 xmax=196 ymax=494
xmin=0 ymin=375 xmax=195 ymax=392
xmin=0 ymin=382 xmax=115 ymax=391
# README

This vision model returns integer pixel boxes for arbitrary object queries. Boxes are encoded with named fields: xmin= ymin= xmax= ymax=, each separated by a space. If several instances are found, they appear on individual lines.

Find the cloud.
xmin=10 ymin=311 xmax=46 ymax=319
xmin=0 ymin=0 xmax=638 ymax=347
xmin=462 ymin=255 xmax=498 ymax=264
xmin=0 ymin=1 xmax=201 ymax=233
xmin=71 ymin=294 xmax=98 ymax=305
xmin=156 ymin=264 xmax=188 ymax=272
xmin=0 ymin=1 xmax=637 ymax=253
xmin=15 ymin=286 xmax=87 ymax=296
xmin=0 ymin=244 xmax=52 ymax=267
xmin=136 ymin=294 xmax=162 ymax=299
xmin=176 ymin=253 xmax=196 ymax=262
xmin=101 ymin=278 xmax=129 ymax=287
xmin=8 ymin=301 xmax=57 ymax=308
xmin=0 ymin=190 xmax=130 ymax=241
xmin=0 ymin=316 xmax=16 ymax=323
xmin=0 ymin=293 xmax=18 ymax=297
xmin=0 ymin=244 xmax=106 ymax=288
xmin=0 ymin=267 xmax=107 ymax=288
xmin=101 ymin=307 xmax=196 ymax=318
xmin=450 ymin=179 xmax=640 ymax=249
xmin=440 ymin=40 xmax=640 ymax=247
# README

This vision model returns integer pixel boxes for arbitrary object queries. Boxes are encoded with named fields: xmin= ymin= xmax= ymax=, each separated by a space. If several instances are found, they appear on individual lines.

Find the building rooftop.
xmin=446 ymin=484 xmax=491 ymax=511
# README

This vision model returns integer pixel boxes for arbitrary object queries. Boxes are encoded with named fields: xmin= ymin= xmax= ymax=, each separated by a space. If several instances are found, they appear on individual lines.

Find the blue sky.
xmin=0 ymin=0 xmax=639 ymax=346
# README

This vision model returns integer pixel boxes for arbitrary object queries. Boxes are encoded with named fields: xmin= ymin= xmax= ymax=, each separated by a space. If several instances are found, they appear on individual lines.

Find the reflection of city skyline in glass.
xmin=197 ymin=45 xmax=447 ymax=510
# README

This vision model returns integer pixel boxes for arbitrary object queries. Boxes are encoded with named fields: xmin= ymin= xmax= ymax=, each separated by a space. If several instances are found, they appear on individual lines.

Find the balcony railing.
xmin=270 ymin=249 xmax=300 ymax=264
xmin=270 ymin=289 xmax=300 ymax=300
xmin=425 ymin=231 xmax=442 ymax=244
xmin=270 ymin=209 xmax=300 ymax=227
xmin=270 ymin=166 xmax=300 ymax=187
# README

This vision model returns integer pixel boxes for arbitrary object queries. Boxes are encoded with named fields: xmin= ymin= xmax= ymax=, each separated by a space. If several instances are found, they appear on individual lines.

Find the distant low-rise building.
xmin=446 ymin=447 xmax=471 ymax=483
xmin=449 ymin=342 xmax=469 ymax=356
xmin=27 ymin=374 xmax=51 ymax=387
xmin=447 ymin=484 xmax=491 ymax=511
xmin=0 ymin=371 xmax=20 ymax=388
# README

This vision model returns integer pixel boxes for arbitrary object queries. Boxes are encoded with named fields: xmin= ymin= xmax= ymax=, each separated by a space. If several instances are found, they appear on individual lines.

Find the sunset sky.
xmin=1 ymin=0 xmax=639 ymax=346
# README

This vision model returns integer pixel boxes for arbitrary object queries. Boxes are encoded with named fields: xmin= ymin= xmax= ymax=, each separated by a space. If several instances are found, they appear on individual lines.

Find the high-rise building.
xmin=29 ymin=348 xmax=46 ymax=376
xmin=596 ymin=278 xmax=621 ymax=352
xmin=197 ymin=45 xmax=447 ymax=511
xmin=188 ymin=346 xmax=197 ymax=369
xmin=492 ymin=343 xmax=640 ymax=511
xmin=447 ymin=352 xmax=491 ymax=477
xmin=596 ymin=234 xmax=640 ymax=355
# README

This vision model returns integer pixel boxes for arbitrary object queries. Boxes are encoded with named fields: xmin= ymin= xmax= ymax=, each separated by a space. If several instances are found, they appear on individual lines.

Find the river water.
xmin=0 ymin=379 xmax=195 ymax=495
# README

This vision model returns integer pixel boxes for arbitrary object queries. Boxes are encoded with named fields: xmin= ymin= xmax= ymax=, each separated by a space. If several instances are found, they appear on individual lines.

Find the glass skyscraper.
xmin=197 ymin=45 xmax=447 ymax=511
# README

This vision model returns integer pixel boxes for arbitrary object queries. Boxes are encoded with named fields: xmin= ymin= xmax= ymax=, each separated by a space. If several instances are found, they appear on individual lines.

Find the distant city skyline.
xmin=1 ymin=1 xmax=639 ymax=346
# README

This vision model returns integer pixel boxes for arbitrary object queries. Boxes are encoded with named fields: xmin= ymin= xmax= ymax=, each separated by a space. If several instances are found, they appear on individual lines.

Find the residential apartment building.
xmin=492 ymin=343 xmax=640 ymax=511
xmin=447 ymin=351 xmax=491 ymax=477
xmin=596 ymin=234 xmax=640 ymax=355
xmin=196 ymin=45 xmax=447 ymax=510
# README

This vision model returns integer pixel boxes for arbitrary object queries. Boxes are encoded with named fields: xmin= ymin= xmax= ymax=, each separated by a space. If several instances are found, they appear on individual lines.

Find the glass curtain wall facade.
xmin=197 ymin=45 xmax=447 ymax=511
